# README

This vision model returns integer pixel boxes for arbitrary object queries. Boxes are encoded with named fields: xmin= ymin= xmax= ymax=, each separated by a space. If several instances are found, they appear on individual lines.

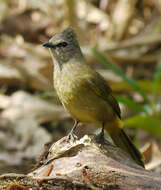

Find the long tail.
xmin=106 ymin=119 xmax=145 ymax=168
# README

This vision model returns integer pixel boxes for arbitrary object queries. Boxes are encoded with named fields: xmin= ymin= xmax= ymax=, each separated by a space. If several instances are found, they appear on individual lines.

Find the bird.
xmin=43 ymin=27 xmax=144 ymax=167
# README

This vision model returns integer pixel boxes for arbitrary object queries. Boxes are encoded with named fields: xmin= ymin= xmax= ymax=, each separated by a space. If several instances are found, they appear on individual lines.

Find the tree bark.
xmin=0 ymin=135 xmax=161 ymax=190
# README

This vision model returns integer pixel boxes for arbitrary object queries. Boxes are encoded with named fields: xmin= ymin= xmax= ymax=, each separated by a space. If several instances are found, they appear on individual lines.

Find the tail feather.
xmin=110 ymin=129 xmax=144 ymax=168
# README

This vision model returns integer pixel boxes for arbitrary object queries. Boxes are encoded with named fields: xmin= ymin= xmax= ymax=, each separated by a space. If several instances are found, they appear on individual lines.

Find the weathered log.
xmin=0 ymin=135 xmax=161 ymax=190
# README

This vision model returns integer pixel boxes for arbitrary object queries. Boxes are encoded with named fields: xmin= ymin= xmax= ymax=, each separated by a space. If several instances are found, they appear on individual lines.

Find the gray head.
xmin=43 ymin=28 xmax=83 ymax=64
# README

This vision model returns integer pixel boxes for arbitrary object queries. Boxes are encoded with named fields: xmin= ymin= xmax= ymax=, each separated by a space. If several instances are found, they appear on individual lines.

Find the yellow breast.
xmin=54 ymin=62 xmax=91 ymax=105
xmin=54 ymin=62 xmax=97 ymax=121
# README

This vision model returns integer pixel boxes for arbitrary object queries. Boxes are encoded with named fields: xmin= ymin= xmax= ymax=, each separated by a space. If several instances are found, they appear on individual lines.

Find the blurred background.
xmin=0 ymin=0 xmax=161 ymax=174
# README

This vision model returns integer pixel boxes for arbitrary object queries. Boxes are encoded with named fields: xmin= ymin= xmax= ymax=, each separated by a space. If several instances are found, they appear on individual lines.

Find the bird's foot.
xmin=67 ymin=120 xmax=79 ymax=141
xmin=97 ymin=132 xmax=105 ymax=145
xmin=96 ymin=125 xmax=105 ymax=145
xmin=67 ymin=131 xmax=78 ymax=141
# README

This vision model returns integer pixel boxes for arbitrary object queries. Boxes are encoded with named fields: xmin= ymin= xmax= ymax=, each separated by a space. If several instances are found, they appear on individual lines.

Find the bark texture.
xmin=0 ymin=135 xmax=161 ymax=190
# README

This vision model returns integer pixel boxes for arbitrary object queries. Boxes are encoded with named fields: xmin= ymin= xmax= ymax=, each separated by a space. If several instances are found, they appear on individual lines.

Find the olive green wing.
xmin=87 ymin=71 xmax=121 ymax=119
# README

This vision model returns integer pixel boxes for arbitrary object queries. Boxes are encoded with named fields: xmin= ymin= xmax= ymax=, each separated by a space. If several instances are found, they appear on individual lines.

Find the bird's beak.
xmin=43 ymin=42 xmax=54 ymax=48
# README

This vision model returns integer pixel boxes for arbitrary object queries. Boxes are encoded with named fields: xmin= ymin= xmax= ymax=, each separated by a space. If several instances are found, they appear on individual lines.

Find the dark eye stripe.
xmin=57 ymin=42 xmax=68 ymax=47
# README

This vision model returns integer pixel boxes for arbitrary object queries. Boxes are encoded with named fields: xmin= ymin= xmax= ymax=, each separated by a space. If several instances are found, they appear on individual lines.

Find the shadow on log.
xmin=0 ymin=135 xmax=161 ymax=190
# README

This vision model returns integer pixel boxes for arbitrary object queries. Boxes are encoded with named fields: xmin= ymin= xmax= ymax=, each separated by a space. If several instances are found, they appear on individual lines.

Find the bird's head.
xmin=43 ymin=28 xmax=82 ymax=64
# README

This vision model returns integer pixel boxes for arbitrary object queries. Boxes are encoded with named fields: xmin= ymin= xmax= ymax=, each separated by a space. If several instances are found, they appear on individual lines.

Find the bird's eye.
xmin=57 ymin=42 xmax=68 ymax=48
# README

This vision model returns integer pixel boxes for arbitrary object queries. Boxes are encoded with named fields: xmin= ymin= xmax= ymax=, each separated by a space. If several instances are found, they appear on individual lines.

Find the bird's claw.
xmin=67 ymin=132 xmax=78 ymax=141
xmin=96 ymin=127 xmax=105 ymax=146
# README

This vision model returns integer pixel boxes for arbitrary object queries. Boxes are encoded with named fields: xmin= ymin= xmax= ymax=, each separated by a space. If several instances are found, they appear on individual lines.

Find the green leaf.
xmin=116 ymin=96 xmax=147 ymax=113
xmin=89 ymin=185 xmax=103 ymax=190
xmin=39 ymin=91 xmax=57 ymax=98
xmin=152 ymin=63 xmax=161 ymax=94
xmin=93 ymin=48 xmax=150 ymax=104
xmin=124 ymin=115 xmax=161 ymax=140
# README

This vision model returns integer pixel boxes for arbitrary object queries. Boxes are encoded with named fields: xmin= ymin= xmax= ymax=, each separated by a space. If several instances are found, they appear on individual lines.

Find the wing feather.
xmin=87 ymin=71 xmax=121 ymax=119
